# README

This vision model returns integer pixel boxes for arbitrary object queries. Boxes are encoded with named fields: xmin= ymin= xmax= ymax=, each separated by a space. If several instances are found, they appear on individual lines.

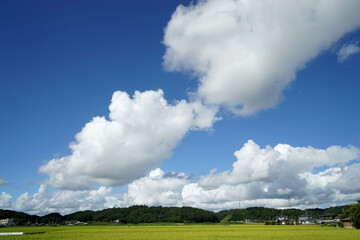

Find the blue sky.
xmin=1 ymin=0 xmax=360 ymax=215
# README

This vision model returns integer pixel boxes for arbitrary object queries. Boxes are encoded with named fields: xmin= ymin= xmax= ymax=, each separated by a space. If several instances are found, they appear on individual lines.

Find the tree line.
xmin=0 ymin=203 xmax=357 ymax=226
xmin=217 ymin=205 xmax=350 ymax=222
xmin=0 ymin=206 xmax=218 ymax=225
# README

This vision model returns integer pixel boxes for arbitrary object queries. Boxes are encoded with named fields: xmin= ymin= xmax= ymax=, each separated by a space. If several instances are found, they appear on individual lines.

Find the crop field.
xmin=0 ymin=224 xmax=359 ymax=240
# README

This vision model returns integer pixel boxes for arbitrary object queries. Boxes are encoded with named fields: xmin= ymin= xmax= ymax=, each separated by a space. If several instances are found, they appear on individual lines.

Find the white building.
xmin=275 ymin=216 xmax=288 ymax=225
xmin=0 ymin=219 xmax=12 ymax=226
xmin=298 ymin=214 xmax=315 ymax=225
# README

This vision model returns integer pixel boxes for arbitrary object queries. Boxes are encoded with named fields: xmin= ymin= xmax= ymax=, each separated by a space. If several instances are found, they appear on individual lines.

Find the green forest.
xmin=217 ymin=205 xmax=350 ymax=222
xmin=0 ymin=204 xmax=352 ymax=226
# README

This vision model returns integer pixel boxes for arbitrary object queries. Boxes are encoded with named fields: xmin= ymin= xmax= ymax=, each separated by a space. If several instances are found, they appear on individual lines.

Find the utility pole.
xmin=288 ymin=195 xmax=291 ymax=208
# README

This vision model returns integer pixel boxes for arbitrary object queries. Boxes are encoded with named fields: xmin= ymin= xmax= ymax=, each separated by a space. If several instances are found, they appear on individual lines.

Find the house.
xmin=0 ymin=219 xmax=9 ymax=225
xmin=319 ymin=213 xmax=333 ymax=220
xmin=275 ymin=216 xmax=288 ymax=225
xmin=317 ymin=219 xmax=338 ymax=225
xmin=0 ymin=219 xmax=14 ymax=226
xmin=341 ymin=218 xmax=353 ymax=229
xmin=298 ymin=214 xmax=315 ymax=225
xmin=244 ymin=219 xmax=257 ymax=223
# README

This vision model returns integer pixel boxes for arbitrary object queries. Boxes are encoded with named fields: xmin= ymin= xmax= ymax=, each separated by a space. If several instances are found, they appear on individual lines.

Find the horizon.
xmin=1 ymin=0 xmax=360 ymax=216
xmin=1 ymin=202 xmax=353 ymax=217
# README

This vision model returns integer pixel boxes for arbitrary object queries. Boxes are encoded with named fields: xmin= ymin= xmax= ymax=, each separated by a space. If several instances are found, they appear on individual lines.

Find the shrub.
xmin=347 ymin=200 xmax=360 ymax=229
xmin=327 ymin=222 xmax=338 ymax=227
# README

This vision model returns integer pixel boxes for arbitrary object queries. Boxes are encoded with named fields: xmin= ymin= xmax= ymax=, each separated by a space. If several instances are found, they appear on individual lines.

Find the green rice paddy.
xmin=0 ymin=224 xmax=359 ymax=240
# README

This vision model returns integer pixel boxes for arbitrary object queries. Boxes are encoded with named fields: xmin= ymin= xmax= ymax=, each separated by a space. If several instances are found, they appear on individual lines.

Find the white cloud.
xmin=337 ymin=43 xmax=360 ymax=62
xmin=0 ymin=177 xmax=9 ymax=186
xmin=124 ymin=168 xmax=188 ymax=206
xmin=163 ymin=0 xmax=360 ymax=115
xmin=0 ymin=192 xmax=12 ymax=209
xmin=39 ymin=89 xmax=218 ymax=190
xmin=6 ymin=146 xmax=360 ymax=214
xmin=7 ymin=168 xmax=189 ymax=215
xmin=187 ymin=140 xmax=360 ymax=210
xmin=299 ymin=167 xmax=343 ymax=189
xmin=198 ymin=140 xmax=359 ymax=188
xmin=11 ymin=184 xmax=118 ymax=215
xmin=277 ymin=188 xmax=292 ymax=195
xmin=181 ymin=182 xmax=300 ymax=211
xmin=109 ymin=140 xmax=359 ymax=212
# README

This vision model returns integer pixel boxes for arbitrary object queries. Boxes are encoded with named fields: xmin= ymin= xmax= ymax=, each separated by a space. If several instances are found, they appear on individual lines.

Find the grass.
xmin=0 ymin=224 xmax=359 ymax=239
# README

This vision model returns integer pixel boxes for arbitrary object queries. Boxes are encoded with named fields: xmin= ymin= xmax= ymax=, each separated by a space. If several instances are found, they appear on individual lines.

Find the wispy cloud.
xmin=337 ymin=43 xmax=360 ymax=63
xmin=0 ymin=177 xmax=9 ymax=186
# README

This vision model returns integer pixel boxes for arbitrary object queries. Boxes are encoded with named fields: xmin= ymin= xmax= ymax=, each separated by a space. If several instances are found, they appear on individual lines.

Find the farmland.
xmin=0 ymin=224 xmax=359 ymax=240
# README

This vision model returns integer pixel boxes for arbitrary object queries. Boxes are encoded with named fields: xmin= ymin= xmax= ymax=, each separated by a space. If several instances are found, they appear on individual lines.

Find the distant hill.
xmin=0 ymin=204 xmax=350 ymax=226
xmin=0 ymin=205 xmax=218 ymax=225
xmin=217 ymin=205 xmax=350 ymax=222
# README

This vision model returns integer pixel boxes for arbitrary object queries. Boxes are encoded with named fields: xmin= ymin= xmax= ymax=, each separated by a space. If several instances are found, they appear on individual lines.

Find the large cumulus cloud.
xmin=6 ymin=141 xmax=358 ymax=215
xmin=163 ymin=0 xmax=360 ymax=115
xmin=198 ymin=140 xmax=359 ymax=188
xmin=7 ymin=168 xmax=189 ymax=215
xmin=188 ymin=141 xmax=360 ymax=210
xmin=39 ymin=89 xmax=218 ymax=190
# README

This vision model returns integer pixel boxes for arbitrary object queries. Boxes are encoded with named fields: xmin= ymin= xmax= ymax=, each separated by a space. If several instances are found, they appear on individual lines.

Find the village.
xmin=271 ymin=213 xmax=353 ymax=228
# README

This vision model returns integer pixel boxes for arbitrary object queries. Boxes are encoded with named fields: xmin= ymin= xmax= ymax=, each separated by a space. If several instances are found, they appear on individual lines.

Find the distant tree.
xmin=347 ymin=200 xmax=360 ymax=229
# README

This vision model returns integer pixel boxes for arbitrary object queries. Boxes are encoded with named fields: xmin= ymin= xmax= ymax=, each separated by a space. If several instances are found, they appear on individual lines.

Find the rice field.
xmin=0 ymin=224 xmax=359 ymax=240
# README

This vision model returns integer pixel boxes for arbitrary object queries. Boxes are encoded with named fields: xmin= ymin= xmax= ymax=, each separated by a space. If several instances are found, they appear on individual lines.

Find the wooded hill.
xmin=0 ymin=204 xmax=350 ymax=226
xmin=217 ymin=205 xmax=350 ymax=222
